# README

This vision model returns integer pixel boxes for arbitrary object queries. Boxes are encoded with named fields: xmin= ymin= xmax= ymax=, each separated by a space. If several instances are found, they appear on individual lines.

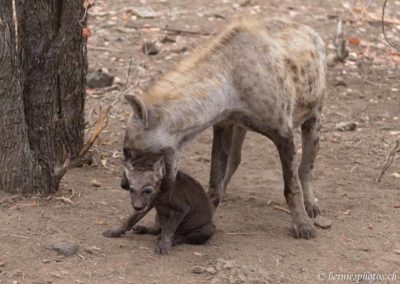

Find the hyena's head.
xmin=122 ymin=154 xmax=165 ymax=213
xmin=121 ymin=95 xmax=172 ymax=210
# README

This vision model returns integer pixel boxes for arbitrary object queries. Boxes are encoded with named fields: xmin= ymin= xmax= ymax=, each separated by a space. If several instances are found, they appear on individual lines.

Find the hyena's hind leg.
xmin=299 ymin=108 xmax=322 ymax=218
xmin=208 ymin=124 xmax=246 ymax=209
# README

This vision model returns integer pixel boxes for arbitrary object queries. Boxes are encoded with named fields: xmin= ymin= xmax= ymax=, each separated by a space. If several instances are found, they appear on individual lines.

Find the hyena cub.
xmin=103 ymin=155 xmax=215 ymax=255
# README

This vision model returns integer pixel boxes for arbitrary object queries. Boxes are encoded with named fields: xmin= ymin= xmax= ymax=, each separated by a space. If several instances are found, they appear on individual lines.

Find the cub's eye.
xmin=129 ymin=186 xmax=135 ymax=193
xmin=143 ymin=187 xmax=153 ymax=195
xmin=123 ymin=148 xmax=131 ymax=159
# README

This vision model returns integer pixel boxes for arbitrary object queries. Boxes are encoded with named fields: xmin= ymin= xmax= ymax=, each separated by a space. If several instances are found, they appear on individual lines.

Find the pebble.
xmin=85 ymin=246 xmax=101 ymax=254
xmin=87 ymin=68 xmax=114 ymax=89
xmin=192 ymin=266 xmax=207 ymax=274
xmin=223 ymin=260 xmax=234 ymax=270
xmin=142 ymin=41 xmax=162 ymax=56
xmin=314 ymin=215 xmax=332 ymax=229
xmin=130 ymin=6 xmax=157 ymax=18
xmin=42 ymin=259 xmax=50 ymax=264
xmin=335 ymin=121 xmax=357 ymax=132
xmin=207 ymin=267 xmax=217 ymax=275
xmin=49 ymin=240 xmax=79 ymax=256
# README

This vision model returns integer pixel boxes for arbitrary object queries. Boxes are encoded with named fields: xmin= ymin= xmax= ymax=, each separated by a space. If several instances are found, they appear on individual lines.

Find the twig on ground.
xmin=55 ymin=196 xmax=74 ymax=205
xmin=3 ymin=234 xmax=30 ymax=239
xmin=87 ymin=45 xmax=124 ymax=53
xmin=272 ymin=205 xmax=291 ymax=215
xmin=378 ymin=140 xmax=400 ymax=182
xmin=225 ymin=232 xmax=258 ymax=235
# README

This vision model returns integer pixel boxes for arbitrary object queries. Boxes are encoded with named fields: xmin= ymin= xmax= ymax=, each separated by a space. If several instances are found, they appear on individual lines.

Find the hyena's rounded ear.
xmin=124 ymin=95 xmax=148 ymax=127
xmin=153 ymin=156 xmax=165 ymax=178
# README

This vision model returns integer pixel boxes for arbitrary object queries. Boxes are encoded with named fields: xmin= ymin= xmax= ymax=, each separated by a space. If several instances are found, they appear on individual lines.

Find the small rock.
xmin=142 ymin=41 xmax=162 ymax=56
xmin=130 ymin=6 xmax=157 ymax=18
xmin=49 ymin=240 xmax=79 ymax=256
xmin=0 ymin=262 xmax=5 ymax=267
xmin=368 ymin=223 xmax=373 ymax=230
xmin=238 ymin=273 xmax=247 ymax=282
xmin=91 ymin=180 xmax=102 ymax=188
xmin=223 ymin=260 xmax=234 ymax=270
xmin=334 ymin=76 xmax=347 ymax=87
xmin=335 ymin=121 xmax=357 ymax=131
xmin=161 ymin=35 xmax=176 ymax=43
xmin=394 ymin=249 xmax=400 ymax=255
xmin=314 ymin=215 xmax=332 ymax=229
xmin=207 ymin=267 xmax=217 ymax=275
xmin=192 ymin=266 xmax=207 ymax=274
xmin=42 ymin=259 xmax=50 ymax=264
xmin=87 ymin=68 xmax=114 ymax=89
xmin=12 ymin=270 xmax=23 ymax=277
xmin=392 ymin=172 xmax=400 ymax=178
xmin=85 ymin=246 xmax=101 ymax=254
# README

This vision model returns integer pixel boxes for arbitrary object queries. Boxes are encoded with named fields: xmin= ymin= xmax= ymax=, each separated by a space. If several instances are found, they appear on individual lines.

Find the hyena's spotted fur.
xmin=123 ymin=18 xmax=326 ymax=239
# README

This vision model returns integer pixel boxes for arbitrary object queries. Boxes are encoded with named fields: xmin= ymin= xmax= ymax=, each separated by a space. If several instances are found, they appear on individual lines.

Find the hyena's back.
xmin=148 ymin=18 xmax=326 ymax=131
xmin=220 ymin=18 xmax=326 ymax=129
xmin=178 ymin=18 xmax=326 ymax=130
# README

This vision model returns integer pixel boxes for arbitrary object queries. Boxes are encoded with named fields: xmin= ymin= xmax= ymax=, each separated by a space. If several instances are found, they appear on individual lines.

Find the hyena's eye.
xmin=142 ymin=187 xmax=153 ymax=195
xmin=123 ymin=148 xmax=131 ymax=159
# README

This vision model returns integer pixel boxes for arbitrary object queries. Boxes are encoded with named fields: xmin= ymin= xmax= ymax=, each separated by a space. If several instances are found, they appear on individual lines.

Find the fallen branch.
xmin=378 ymin=140 xmax=400 ymax=182
xmin=72 ymin=105 xmax=111 ymax=167
xmin=127 ymin=24 xmax=212 ymax=36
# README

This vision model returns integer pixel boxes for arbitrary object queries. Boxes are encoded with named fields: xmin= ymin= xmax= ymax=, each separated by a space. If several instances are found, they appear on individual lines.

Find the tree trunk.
xmin=0 ymin=0 xmax=87 ymax=194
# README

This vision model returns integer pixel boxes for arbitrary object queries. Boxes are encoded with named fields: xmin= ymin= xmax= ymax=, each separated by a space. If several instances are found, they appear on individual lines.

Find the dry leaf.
xmin=348 ymin=37 xmax=361 ymax=46
xmin=82 ymin=28 xmax=92 ymax=39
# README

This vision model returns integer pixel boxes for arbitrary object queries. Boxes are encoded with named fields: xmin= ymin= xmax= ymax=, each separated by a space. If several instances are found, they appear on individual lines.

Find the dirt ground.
xmin=1 ymin=0 xmax=400 ymax=283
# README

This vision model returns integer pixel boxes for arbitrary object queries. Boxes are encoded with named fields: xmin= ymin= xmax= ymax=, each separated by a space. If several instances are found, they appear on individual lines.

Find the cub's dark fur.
xmin=103 ymin=171 xmax=215 ymax=255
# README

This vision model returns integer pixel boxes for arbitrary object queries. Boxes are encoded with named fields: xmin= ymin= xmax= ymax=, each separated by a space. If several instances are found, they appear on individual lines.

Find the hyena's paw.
xmin=102 ymin=229 xmax=121 ymax=238
xmin=132 ymin=225 xmax=149 ymax=234
xmin=305 ymin=201 xmax=320 ymax=219
xmin=293 ymin=220 xmax=317 ymax=239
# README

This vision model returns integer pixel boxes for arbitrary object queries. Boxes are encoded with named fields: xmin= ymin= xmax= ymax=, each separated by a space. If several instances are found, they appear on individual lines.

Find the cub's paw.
xmin=102 ymin=229 xmax=121 ymax=238
xmin=132 ymin=225 xmax=149 ymax=234
xmin=293 ymin=221 xmax=317 ymax=239
xmin=155 ymin=240 xmax=172 ymax=255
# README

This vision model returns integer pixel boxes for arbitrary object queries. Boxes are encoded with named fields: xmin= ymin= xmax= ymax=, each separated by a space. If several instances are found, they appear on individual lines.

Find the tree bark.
xmin=0 ymin=0 xmax=87 ymax=194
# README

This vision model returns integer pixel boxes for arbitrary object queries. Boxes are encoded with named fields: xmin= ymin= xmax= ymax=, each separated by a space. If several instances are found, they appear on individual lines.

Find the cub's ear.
xmin=120 ymin=170 xmax=129 ymax=190
xmin=125 ymin=95 xmax=148 ymax=127
xmin=153 ymin=156 xmax=165 ymax=178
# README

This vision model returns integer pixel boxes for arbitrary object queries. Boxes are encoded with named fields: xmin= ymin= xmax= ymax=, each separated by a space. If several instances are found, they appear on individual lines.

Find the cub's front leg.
xmin=155 ymin=209 xmax=188 ymax=255
xmin=103 ymin=206 xmax=152 ymax=238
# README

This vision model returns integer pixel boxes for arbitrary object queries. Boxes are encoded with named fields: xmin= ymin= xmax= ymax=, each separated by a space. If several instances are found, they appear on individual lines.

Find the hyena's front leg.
xmin=208 ymin=123 xmax=233 ymax=209
xmin=299 ymin=110 xmax=321 ymax=218
xmin=273 ymin=129 xmax=316 ymax=239
xmin=223 ymin=126 xmax=247 ymax=191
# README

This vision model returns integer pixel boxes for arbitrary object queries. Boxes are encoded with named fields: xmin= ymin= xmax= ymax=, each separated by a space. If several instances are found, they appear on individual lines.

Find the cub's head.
xmin=121 ymin=154 xmax=165 ymax=213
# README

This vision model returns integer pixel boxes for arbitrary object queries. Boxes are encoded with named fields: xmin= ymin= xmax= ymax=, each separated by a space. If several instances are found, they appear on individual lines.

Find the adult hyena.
xmin=121 ymin=18 xmax=326 ymax=239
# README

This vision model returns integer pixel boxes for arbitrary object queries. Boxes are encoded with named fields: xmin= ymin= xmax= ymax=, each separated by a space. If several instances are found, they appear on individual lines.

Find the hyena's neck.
xmin=145 ymin=68 xmax=236 ymax=148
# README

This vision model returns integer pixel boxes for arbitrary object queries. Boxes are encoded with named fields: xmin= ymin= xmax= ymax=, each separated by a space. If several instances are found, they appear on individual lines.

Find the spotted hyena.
xmin=120 ymin=17 xmax=326 ymax=239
